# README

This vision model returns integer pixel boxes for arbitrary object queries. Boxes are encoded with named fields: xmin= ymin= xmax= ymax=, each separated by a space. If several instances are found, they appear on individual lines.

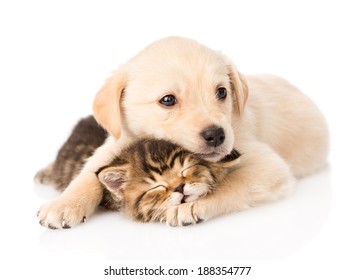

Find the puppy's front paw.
xmin=166 ymin=202 xmax=206 ymax=227
xmin=37 ymin=197 xmax=89 ymax=229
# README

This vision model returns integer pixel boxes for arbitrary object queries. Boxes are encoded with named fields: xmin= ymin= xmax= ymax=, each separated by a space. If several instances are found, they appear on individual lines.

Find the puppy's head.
xmin=93 ymin=37 xmax=248 ymax=162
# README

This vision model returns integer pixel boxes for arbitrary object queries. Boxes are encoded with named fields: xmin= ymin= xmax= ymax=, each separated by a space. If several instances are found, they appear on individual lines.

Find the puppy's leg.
xmin=37 ymin=136 xmax=127 ymax=229
xmin=166 ymin=142 xmax=295 ymax=226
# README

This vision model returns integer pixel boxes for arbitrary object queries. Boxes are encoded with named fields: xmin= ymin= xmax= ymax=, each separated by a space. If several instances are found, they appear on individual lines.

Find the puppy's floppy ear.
xmin=227 ymin=65 xmax=249 ymax=115
xmin=93 ymin=70 xmax=127 ymax=139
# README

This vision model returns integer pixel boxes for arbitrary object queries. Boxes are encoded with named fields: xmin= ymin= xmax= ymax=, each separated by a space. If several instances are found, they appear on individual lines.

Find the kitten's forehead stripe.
xmin=146 ymin=140 xmax=179 ymax=173
xmin=144 ymin=162 xmax=163 ymax=175
xmin=169 ymin=150 xmax=185 ymax=169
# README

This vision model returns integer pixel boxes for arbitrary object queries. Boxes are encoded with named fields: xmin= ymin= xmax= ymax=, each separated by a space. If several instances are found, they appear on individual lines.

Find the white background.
xmin=1 ymin=0 xmax=353 ymax=279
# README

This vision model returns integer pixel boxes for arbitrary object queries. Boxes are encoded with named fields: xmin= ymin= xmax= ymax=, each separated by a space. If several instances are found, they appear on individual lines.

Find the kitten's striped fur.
xmin=35 ymin=116 xmax=107 ymax=191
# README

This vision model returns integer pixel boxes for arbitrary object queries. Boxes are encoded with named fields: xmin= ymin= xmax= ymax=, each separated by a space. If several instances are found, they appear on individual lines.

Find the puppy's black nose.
xmin=201 ymin=126 xmax=225 ymax=147
xmin=174 ymin=183 xmax=185 ymax=194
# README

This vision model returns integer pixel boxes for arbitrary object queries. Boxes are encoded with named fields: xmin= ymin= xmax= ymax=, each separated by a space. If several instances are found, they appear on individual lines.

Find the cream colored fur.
xmin=37 ymin=37 xmax=328 ymax=228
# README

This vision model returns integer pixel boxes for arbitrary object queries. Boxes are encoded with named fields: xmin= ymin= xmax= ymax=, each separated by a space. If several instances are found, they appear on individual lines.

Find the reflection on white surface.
xmin=37 ymin=167 xmax=331 ymax=260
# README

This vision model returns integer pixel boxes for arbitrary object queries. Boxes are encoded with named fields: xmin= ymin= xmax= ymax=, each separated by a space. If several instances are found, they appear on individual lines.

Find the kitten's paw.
xmin=34 ymin=163 xmax=54 ymax=185
xmin=37 ymin=197 xmax=89 ymax=229
xmin=166 ymin=202 xmax=206 ymax=227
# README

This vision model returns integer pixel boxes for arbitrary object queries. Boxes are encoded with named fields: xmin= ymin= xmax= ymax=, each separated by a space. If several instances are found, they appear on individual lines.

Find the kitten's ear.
xmin=218 ymin=149 xmax=242 ymax=168
xmin=97 ymin=167 xmax=127 ymax=191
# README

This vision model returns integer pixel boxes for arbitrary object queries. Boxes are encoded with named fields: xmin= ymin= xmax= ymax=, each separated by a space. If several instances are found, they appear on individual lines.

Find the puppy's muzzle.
xmin=201 ymin=126 xmax=225 ymax=148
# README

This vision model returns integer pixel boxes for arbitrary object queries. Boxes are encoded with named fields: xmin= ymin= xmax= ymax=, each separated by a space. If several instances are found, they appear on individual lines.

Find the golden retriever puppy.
xmin=37 ymin=37 xmax=328 ymax=228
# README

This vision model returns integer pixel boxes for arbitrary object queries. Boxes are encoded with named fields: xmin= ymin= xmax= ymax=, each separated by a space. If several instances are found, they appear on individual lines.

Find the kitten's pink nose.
xmin=173 ymin=183 xmax=185 ymax=194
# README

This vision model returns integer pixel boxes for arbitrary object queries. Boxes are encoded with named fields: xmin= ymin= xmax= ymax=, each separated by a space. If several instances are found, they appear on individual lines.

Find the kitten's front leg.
xmin=166 ymin=142 xmax=295 ymax=227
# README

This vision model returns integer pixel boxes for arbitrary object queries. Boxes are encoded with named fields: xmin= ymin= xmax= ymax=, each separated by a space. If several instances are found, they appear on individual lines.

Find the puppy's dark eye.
xmin=216 ymin=87 xmax=227 ymax=100
xmin=159 ymin=95 xmax=177 ymax=107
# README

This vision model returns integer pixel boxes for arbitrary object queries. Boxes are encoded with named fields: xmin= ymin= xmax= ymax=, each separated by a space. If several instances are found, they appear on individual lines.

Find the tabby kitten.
xmin=97 ymin=139 xmax=241 ymax=223
xmin=35 ymin=116 xmax=241 ymax=224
